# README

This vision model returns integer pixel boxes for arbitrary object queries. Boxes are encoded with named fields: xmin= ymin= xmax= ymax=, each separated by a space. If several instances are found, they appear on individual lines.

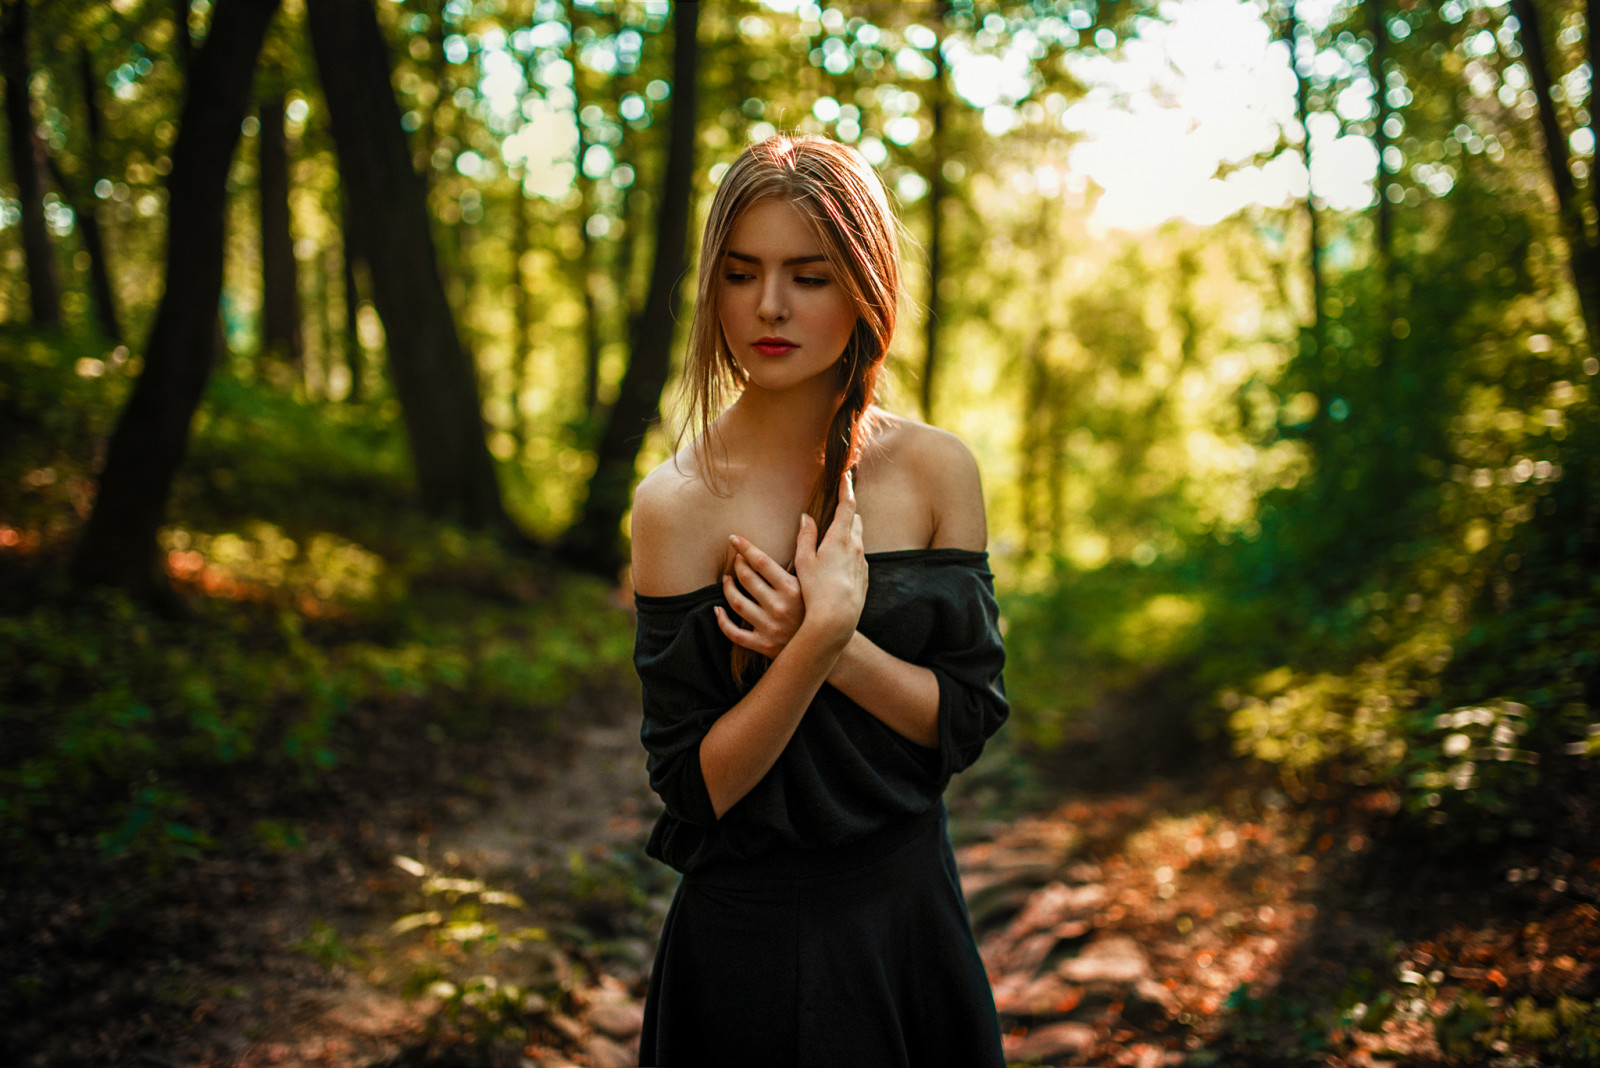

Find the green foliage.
xmin=999 ymin=560 xmax=1209 ymax=748
xmin=1431 ymin=993 xmax=1600 ymax=1066
xmin=1218 ymin=983 xmax=1335 ymax=1065
xmin=292 ymin=918 xmax=364 ymax=971
xmin=177 ymin=370 xmax=413 ymax=543
xmin=0 ymin=339 xmax=635 ymax=870
xmin=0 ymin=328 xmax=133 ymax=532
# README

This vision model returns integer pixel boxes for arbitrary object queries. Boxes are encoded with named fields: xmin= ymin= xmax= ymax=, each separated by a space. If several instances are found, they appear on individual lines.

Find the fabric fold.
xmin=633 ymin=548 xmax=1009 ymax=874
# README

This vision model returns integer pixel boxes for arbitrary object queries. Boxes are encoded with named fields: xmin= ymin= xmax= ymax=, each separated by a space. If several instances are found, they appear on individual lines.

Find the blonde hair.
xmin=677 ymin=133 xmax=902 ymax=538
xmin=674 ymin=134 xmax=903 ymax=683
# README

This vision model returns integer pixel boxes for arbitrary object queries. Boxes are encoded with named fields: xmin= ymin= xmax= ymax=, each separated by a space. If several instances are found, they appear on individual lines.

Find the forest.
xmin=1 ymin=0 xmax=1597 ymax=1064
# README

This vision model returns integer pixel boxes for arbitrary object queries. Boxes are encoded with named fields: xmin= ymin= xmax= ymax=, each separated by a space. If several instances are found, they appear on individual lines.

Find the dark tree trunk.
xmin=1282 ymin=0 xmax=1323 ymax=354
xmin=1590 ymin=0 xmax=1600 ymax=249
xmin=560 ymin=0 xmax=698 ymax=576
xmin=308 ymin=0 xmax=509 ymax=530
xmin=1514 ymin=0 xmax=1600 ymax=342
xmin=569 ymin=4 xmax=602 ymax=421
xmin=1 ymin=0 xmax=60 ymax=327
xmin=174 ymin=0 xmax=194 ymax=73
xmin=258 ymin=88 xmax=303 ymax=366
xmin=510 ymin=181 xmax=530 ymax=449
xmin=919 ymin=0 xmax=951 ymax=422
xmin=340 ymin=185 xmax=363 ymax=401
xmin=72 ymin=0 xmax=281 ymax=597
xmin=1369 ymin=0 xmax=1392 ymax=288
xmin=44 ymin=151 xmax=121 ymax=342
xmin=73 ymin=47 xmax=122 ymax=342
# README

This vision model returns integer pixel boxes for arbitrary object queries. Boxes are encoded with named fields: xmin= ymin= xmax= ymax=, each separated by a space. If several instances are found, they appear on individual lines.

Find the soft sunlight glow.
xmin=1063 ymin=0 xmax=1378 ymax=231
xmin=503 ymin=97 xmax=577 ymax=198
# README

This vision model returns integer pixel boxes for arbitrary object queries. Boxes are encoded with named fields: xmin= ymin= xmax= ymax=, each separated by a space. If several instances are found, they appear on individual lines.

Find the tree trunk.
xmin=510 ymin=181 xmax=530 ymax=450
xmin=72 ymin=0 xmax=282 ymax=597
xmin=1514 ymin=0 xmax=1600 ymax=342
xmin=1 ymin=0 xmax=60 ymax=327
xmin=1369 ymin=0 xmax=1392 ymax=289
xmin=1590 ymin=0 xmax=1600 ymax=251
xmin=569 ymin=4 xmax=603 ymax=421
xmin=174 ymin=0 xmax=194 ymax=73
xmin=340 ymin=184 xmax=363 ymax=401
xmin=258 ymin=87 xmax=303 ymax=367
xmin=919 ymin=0 xmax=951 ymax=422
xmin=73 ymin=47 xmax=122 ymax=342
xmin=308 ymin=0 xmax=510 ymax=530
xmin=1282 ymin=0 xmax=1323 ymax=354
xmin=560 ymin=0 xmax=698 ymax=576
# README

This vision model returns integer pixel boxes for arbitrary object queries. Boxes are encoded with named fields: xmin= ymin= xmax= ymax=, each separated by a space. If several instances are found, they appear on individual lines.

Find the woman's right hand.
xmin=792 ymin=471 xmax=867 ymax=652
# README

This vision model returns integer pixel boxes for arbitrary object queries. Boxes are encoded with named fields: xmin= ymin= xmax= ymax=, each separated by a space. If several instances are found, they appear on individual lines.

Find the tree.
xmin=1279 ymin=0 xmax=1324 ymax=357
xmin=257 ymin=79 xmax=303 ymax=368
xmin=73 ymin=0 xmax=283 ymax=596
xmin=1 ymin=0 xmax=61 ymax=327
xmin=67 ymin=47 xmax=122 ymax=342
xmin=307 ymin=0 xmax=511 ymax=530
xmin=560 ymin=0 xmax=698 ymax=576
xmin=1514 ymin=0 xmax=1600 ymax=345
xmin=920 ymin=0 xmax=952 ymax=423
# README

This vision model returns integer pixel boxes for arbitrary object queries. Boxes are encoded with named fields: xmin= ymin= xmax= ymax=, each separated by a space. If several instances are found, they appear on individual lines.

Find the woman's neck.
xmin=720 ymin=375 xmax=842 ymax=471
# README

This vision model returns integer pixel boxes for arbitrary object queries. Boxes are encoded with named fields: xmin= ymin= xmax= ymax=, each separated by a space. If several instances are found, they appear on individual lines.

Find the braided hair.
xmin=672 ymin=135 xmax=903 ymax=683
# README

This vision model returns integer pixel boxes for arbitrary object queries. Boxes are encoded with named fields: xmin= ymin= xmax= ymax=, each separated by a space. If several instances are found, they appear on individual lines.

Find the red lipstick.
xmin=752 ymin=336 xmax=797 ymax=356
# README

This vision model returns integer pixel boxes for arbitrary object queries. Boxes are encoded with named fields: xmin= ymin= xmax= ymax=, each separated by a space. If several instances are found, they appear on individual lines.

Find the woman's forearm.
xmin=826 ymin=633 xmax=941 ymax=748
xmin=699 ymin=621 xmax=851 ymax=819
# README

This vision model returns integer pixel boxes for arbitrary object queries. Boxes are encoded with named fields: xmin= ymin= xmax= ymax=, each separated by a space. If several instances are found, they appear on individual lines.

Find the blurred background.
xmin=2 ymin=0 xmax=1598 ymax=1064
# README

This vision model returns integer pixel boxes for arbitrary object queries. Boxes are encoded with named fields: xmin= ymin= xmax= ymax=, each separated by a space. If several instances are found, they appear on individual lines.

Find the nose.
xmin=757 ymin=276 xmax=788 ymax=324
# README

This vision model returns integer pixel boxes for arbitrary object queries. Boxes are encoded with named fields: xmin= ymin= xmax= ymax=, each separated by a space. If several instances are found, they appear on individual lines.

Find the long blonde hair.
xmin=675 ymin=134 xmax=903 ymax=681
xmin=678 ymin=134 xmax=902 ymax=537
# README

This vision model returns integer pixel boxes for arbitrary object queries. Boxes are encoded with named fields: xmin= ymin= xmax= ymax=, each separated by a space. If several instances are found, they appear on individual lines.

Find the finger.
xmin=794 ymin=512 xmax=818 ymax=565
xmin=714 ymin=606 xmax=769 ymax=653
xmin=721 ymin=572 xmax=768 ymax=625
xmin=823 ymin=471 xmax=858 ymax=547
xmin=731 ymin=535 xmax=791 ymax=589
xmin=732 ymin=555 xmax=772 ymax=600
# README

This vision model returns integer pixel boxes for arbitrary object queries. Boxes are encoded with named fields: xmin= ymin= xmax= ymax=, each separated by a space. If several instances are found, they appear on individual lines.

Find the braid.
xmin=729 ymin=324 xmax=881 ymax=687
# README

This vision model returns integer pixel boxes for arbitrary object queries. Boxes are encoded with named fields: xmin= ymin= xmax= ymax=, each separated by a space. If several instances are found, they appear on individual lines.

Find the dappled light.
xmin=3 ymin=0 xmax=1600 ymax=1063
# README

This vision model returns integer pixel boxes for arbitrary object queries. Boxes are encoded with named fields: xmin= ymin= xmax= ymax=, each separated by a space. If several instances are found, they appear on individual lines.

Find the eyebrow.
xmin=725 ymin=250 xmax=829 ymax=266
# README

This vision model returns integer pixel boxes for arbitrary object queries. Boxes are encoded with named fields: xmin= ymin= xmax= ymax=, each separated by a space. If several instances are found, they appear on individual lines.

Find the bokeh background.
xmin=3 ymin=0 xmax=1599 ymax=1064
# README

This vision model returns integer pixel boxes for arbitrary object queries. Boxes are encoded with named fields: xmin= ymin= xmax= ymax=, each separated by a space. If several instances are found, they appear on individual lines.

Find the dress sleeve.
xmin=923 ymin=564 xmax=1009 ymax=783
xmin=633 ymin=596 xmax=734 ymax=828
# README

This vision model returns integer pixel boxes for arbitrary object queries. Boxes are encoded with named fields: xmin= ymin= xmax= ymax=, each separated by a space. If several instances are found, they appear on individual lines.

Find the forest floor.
xmin=4 ymin=665 xmax=1598 ymax=1068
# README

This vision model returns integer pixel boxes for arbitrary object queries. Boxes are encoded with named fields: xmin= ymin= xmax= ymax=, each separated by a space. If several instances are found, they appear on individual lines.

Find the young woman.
xmin=629 ymin=134 xmax=1008 ymax=1067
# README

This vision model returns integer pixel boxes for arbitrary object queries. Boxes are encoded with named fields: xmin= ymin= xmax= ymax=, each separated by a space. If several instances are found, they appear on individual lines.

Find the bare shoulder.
xmin=630 ymin=452 xmax=724 ymax=596
xmin=869 ymin=412 xmax=987 ymax=551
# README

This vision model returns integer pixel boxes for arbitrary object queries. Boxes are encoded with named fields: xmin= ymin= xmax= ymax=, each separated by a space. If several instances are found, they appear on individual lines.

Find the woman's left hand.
xmin=714 ymin=535 xmax=805 ymax=657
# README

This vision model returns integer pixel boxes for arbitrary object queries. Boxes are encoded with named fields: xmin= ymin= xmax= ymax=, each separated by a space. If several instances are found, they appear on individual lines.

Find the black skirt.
xmin=639 ymin=804 xmax=1005 ymax=1068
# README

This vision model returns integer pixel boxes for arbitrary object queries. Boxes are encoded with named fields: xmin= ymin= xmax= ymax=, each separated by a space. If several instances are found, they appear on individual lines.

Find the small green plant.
xmin=1430 ymin=993 xmax=1600 ymax=1065
xmin=292 ymin=918 xmax=363 ymax=971
xmin=1219 ymin=983 xmax=1335 ymax=1064
xmin=250 ymin=818 xmax=307 ymax=853
xmin=425 ymin=973 xmax=533 ymax=1044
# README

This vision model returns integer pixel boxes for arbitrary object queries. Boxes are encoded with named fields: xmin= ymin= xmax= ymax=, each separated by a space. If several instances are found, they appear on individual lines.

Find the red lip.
xmin=752 ymin=336 xmax=797 ymax=356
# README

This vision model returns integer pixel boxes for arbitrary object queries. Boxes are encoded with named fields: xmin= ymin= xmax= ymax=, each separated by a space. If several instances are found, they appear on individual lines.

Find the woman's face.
xmin=717 ymin=198 xmax=858 ymax=396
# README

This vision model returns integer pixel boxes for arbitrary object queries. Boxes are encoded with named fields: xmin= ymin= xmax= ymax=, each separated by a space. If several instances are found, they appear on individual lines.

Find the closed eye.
xmin=795 ymin=276 xmax=829 ymax=287
xmin=723 ymin=271 xmax=754 ymax=283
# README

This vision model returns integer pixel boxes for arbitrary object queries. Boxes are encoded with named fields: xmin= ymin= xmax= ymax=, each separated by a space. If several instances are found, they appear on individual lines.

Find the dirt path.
xmin=191 ymin=706 xmax=672 ymax=1068
xmin=12 ymin=686 xmax=1588 ymax=1068
xmin=165 ymin=727 xmax=1336 ymax=1068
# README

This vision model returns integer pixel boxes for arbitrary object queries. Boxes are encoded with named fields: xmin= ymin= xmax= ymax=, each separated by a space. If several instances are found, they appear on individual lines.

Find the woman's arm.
xmin=634 ymin=471 xmax=868 ymax=819
xmin=716 ymin=431 xmax=988 ymax=751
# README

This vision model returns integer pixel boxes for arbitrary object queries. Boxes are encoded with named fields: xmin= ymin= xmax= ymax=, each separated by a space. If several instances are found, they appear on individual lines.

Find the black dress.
xmin=633 ymin=548 xmax=1008 ymax=1067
